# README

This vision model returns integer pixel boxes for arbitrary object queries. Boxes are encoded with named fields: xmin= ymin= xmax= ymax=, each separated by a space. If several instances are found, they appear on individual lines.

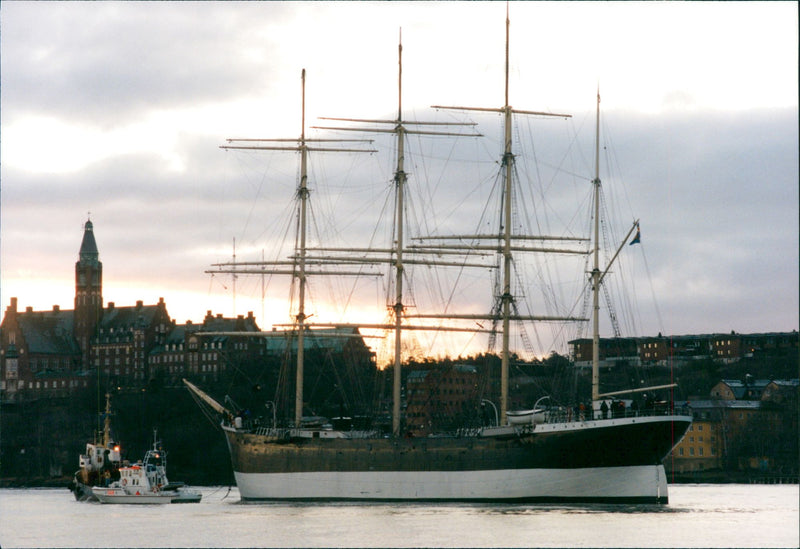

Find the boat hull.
xmin=91 ymin=486 xmax=201 ymax=504
xmin=68 ymin=478 xmax=98 ymax=502
xmin=225 ymin=415 xmax=690 ymax=503
xmin=234 ymin=465 xmax=668 ymax=503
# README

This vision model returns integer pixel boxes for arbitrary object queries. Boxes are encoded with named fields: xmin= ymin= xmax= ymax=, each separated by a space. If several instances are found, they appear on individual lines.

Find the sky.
xmin=1 ymin=1 xmax=798 ymax=362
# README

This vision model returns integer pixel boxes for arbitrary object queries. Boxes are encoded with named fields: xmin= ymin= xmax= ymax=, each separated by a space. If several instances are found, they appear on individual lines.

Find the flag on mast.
xmin=629 ymin=225 xmax=641 ymax=245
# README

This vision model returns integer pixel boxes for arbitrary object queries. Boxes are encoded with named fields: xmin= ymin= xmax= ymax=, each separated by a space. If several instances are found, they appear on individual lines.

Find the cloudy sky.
xmin=1 ymin=1 xmax=797 ymax=360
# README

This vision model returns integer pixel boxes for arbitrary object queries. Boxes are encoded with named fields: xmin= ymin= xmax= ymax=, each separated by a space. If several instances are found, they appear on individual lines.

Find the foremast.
xmin=211 ymin=70 xmax=375 ymax=426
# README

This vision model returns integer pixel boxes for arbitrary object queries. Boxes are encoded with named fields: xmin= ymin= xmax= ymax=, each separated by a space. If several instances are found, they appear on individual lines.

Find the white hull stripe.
xmin=234 ymin=464 xmax=668 ymax=502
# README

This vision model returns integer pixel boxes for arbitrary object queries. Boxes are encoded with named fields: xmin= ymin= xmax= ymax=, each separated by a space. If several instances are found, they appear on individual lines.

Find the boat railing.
xmin=541 ymin=404 xmax=692 ymax=424
xmin=248 ymin=425 xmax=383 ymax=439
xmin=231 ymin=404 xmax=692 ymax=436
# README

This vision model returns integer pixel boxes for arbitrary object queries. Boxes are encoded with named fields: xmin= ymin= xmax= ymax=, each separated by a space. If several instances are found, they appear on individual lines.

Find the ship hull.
xmin=68 ymin=478 xmax=99 ymax=502
xmin=224 ymin=415 xmax=690 ymax=503
xmin=233 ymin=465 xmax=667 ymax=503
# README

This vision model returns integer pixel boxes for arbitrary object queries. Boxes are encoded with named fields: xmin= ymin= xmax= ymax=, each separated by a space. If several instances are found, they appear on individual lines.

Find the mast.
xmin=432 ymin=6 xmax=573 ymax=425
xmin=102 ymin=392 xmax=112 ymax=447
xmin=313 ymin=31 xmax=480 ymax=436
xmin=499 ymin=6 xmax=513 ymax=424
xmin=392 ymin=34 xmax=406 ymax=436
xmin=588 ymin=92 xmax=676 ymax=404
xmin=591 ymin=89 xmax=601 ymax=403
xmin=296 ymin=69 xmax=309 ymax=427
xmin=215 ymin=70 xmax=375 ymax=427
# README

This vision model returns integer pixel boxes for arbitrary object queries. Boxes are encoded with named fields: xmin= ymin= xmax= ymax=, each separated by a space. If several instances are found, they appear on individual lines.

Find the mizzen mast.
xmin=589 ymin=89 xmax=675 ymax=404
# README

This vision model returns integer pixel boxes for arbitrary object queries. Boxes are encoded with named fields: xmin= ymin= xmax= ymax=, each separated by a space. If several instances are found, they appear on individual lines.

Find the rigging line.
xmin=342 ymin=182 xmax=395 ymax=322
xmin=512 ymin=160 xmax=563 ymax=335
xmin=515 ymin=145 xmax=565 ymax=353
xmin=599 ymin=126 xmax=647 ymax=340
xmin=639 ymin=242 xmax=665 ymax=335
xmin=416 ymin=120 xmax=470 ymax=236
xmin=599 ymin=185 xmax=637 ymax=339
xmin=516 ymin=116 xmax=550 ymax=239
xmin=602 ymin=115 xmax=637 ymax=219
xmin=408 ymin=129 xmax=434 ymax=239
xmin=238 ymin=148 xmax=299 ymax=244
xmin=518 ymin=114 xmax=576 ymax=236
xmin=239 ymin=154 xmax=271 ymax=245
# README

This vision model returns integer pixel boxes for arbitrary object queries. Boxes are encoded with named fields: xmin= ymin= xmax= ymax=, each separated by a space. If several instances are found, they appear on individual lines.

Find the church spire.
xmin=75 ymin=217 xmax=103 ymax=367
xmin=79 ymin=219 xmax=99 ymax=265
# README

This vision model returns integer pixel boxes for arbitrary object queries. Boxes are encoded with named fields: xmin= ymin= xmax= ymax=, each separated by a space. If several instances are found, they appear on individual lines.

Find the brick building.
xmin=0 ymin=220 xmax=176 ymax=400
xmin=569 ymin=331 xmax=798 ymax=369
xmin=405 ymin=364 xmax=479 ymax=435
xmin=1 ymin=219 xmax=375 ymax=405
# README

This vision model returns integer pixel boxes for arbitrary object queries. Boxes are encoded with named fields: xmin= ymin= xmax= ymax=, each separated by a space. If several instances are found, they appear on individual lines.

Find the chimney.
xmin=53 ymin=305 xmax=60 ymax=313
xmin=136 ymin=300 xmax=143 ymax=309
xmin=10 ymin=297 xmax=17 ymax=312
xmin=108 ymin=302 xmax=115 ymax=310
xmin=26 ymin=306 xmax=33 ymax=313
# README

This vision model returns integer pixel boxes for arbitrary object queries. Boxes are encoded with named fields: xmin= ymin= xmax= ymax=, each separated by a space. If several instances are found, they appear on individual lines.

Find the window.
xmin=698 ymin=425 xmax=703 ymax=431
xmin=689 ymin=447 xmax=695 ymax=456
xmin=699 ymin=447 xmax=704 ymax=456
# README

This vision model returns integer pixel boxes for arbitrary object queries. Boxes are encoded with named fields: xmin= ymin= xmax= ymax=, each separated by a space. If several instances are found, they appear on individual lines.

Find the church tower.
xmin=74 ymin=219 xmax=103 ymax=363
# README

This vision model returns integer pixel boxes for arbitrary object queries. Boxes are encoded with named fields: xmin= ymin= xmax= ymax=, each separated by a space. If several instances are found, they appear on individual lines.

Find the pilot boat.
xmin=92 ymin=431 xmax=201 ymax=504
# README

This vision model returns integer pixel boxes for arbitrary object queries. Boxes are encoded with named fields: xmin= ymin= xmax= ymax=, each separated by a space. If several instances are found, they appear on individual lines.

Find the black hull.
xmin=221 ymin=415 xmax=690 ymax=502
xmin=68 ymin=477 xmax=98 ymax=502
xmin=227 ymin=416 xmax=691 ymax=474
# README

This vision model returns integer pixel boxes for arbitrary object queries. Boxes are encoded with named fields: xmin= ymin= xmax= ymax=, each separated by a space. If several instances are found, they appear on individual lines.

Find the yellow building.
xmin=670 ymin=418 xmax=723 ymax=472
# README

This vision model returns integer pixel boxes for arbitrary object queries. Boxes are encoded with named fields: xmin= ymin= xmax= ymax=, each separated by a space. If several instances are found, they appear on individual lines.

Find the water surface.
xmin=1 ymin=484 xmax=797 ymax=547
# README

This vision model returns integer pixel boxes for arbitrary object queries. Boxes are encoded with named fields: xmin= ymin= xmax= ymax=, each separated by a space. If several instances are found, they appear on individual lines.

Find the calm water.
xmin=0 ymin=484 xmax=797 ymax=548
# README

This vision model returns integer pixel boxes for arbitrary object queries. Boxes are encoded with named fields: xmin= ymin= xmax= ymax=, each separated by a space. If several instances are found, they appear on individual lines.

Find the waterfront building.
xmin=569 ymin=331 xmax=798 ymax=369
xmin=405 ymin=364 xmax=480 ymax=435
xmin=0 ymin=219 xmax=375 ymax=403
xmin=669 ymin=376 xmax=798 ymax=475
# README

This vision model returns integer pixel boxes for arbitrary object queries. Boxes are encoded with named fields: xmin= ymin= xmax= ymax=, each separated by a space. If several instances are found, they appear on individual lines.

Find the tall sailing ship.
xmin=185 ymin=12 xmax=691 ymax=503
